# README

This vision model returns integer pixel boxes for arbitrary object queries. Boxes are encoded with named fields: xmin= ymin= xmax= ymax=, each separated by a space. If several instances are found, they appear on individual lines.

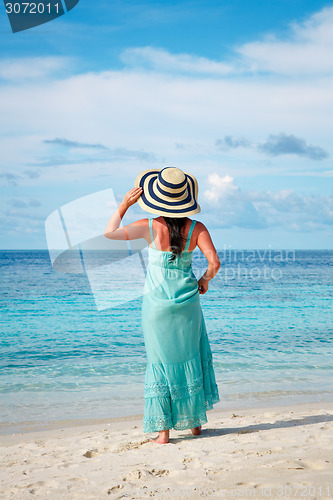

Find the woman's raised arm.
xmin=104 ymin=187 xmax=149 ymax=241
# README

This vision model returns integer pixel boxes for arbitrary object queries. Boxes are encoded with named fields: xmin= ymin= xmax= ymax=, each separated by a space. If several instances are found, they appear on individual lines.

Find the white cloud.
xmin=0 ymin=64 xmax=332 ymax=188
xmin=202 ymin=172 xmax=333 ymax=231
xmin=236 ymin=6 xmax=333 ymax=75
xmin=202 ymin=173 xmax=267 ymax=229
xmin=121 ymin=46 xmax=233 ymax=75
xmin=203 ymin=173 xmax=239 ymax=202
xmin=0 ymin=56 xmax=73 ymax=81
xmin=119 ymin=7 xmax=333 ymax=77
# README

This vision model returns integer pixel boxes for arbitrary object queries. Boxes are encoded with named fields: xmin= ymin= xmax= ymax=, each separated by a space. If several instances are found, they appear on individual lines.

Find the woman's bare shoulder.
xmin=194 ymin=220 xmax=208 ymax=232
xmin=129 ymin=218 xmax=149 ymax=226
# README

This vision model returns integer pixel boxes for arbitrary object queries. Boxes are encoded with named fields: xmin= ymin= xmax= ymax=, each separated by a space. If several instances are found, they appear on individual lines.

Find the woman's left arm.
xmin=104 ymin=186 xmax=147 ymax=240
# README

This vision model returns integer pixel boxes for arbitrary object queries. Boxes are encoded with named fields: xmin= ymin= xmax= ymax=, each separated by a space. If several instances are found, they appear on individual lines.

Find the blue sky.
xmin=0 ymin=0 xmax=333 ymax=249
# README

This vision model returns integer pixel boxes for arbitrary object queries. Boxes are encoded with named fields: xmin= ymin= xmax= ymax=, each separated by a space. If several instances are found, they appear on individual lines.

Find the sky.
xmin=0 ymin=0 xmax=333 ymax=250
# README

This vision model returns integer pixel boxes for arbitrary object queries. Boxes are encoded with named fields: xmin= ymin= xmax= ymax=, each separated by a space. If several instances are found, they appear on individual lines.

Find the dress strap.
xmin=148 ymin=218 xmax=157 ymax=250
xmin=184 ymin=220 xmax=197 ymax=252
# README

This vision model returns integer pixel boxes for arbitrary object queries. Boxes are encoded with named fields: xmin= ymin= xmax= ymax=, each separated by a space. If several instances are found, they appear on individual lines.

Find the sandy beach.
xmin=1 ymin=401 xmax=332 ymax=499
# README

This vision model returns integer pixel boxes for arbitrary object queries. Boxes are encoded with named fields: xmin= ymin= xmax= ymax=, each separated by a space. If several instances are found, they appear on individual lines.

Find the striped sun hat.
xmin=134 ymin=166 xmax=201 ymax=217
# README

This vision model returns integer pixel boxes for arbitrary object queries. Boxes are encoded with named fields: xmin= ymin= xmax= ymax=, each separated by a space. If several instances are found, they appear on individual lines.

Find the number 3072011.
xmin=5 ymin=3 xmax=60 ymax=14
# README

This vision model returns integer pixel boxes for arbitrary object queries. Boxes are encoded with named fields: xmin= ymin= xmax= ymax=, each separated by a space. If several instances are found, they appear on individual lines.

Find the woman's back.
xmin=148 ymin=217 xmax=220 ymax=292
xmin=148 ymin=216 xmax=200 ymax=253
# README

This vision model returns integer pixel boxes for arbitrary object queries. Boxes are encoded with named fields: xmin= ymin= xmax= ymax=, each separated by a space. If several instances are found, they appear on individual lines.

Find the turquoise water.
xmin=0 ymin=249 xmax=332 ymax=426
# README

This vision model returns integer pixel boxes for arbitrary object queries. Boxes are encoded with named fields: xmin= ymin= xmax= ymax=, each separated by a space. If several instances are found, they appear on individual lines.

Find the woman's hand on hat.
xmin=121 ymin=187 xmax=143 ymax=209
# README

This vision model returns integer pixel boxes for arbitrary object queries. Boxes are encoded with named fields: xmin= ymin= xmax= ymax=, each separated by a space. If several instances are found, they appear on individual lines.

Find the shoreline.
xmin=2 ymin=392 xmax=333 ymax=436
xmin=1 ymin=400 xmax=332 ymax=499
xmin=2 ymin=399 xmax=333 ymax=439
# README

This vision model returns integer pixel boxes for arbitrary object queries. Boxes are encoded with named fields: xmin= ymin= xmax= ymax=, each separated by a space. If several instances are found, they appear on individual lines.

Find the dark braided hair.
xmin=163 ymin=216 xmax=187 ymax=261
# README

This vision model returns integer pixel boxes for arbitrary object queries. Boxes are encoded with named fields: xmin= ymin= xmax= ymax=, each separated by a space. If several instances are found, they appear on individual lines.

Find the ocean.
xmin=1 ymin=248 xmax=332 ymax=431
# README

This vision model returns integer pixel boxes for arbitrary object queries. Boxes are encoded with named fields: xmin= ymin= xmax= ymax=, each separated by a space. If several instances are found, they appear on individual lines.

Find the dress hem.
xmin=143 ymin=391 xmax=220 ymax=433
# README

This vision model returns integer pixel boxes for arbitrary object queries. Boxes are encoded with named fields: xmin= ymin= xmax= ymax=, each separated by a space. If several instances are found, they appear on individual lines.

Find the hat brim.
xmin=134 ymin=168 xmax=201 ymax=218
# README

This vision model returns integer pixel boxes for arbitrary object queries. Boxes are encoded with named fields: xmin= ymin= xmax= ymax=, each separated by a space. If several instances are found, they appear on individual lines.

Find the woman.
xmin=104 ymin=166 xmax=220 ymax=444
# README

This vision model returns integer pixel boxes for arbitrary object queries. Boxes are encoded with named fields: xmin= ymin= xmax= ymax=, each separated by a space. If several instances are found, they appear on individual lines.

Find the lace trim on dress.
xmin=205 ymin=391 xmax=220 ymax=410
xmin=143 ymin=413 xmax=173 ymax=433
xmin=144 ymin=358 xmax=216 ymax=398
xmin=143 ymin=350 xmax=220 ymax=433
xmin=143 ymin=406 xmax=209 ymax=432
xmin=143 ymin=357 xmax=220 ymax=431
xmin=144 ymin=373 xmax=204 ymax=400
xmin=173 ymin=407 xmax=208 ymax=430
xmin=144 ymin=381 xmax=170 ymax=398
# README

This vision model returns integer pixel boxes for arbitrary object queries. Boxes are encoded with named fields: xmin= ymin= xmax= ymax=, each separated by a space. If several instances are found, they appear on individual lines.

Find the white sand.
xmin=1 ymin=401 xmax=333 ymax=499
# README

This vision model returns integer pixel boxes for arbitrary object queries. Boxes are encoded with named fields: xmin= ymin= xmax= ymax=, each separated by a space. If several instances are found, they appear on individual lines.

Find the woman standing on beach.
xmin=104 ymin=166 xmax=220 ymax=444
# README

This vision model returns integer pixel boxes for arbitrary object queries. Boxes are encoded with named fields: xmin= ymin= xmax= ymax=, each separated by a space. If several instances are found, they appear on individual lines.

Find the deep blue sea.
xmin=1 ymin=248 xmax=332 ymax=430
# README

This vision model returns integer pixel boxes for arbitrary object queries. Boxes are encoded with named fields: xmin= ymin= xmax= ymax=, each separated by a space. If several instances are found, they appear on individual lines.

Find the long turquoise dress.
xmin=142 ymin=217 xmax=220 ymax=433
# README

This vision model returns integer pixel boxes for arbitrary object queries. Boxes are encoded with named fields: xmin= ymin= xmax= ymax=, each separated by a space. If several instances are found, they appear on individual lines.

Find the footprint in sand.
xmin=122 ymin=469 xmax=148 ymax=480
xmin=196 ymin=440 xmax=237 ymax=453
xmin=207 ymin=467 xmax=227 ymax=476
xmin=274 ymin=459 xmax=305 ymax=470
xmin=107 ymin=484 xmax=124 ymax=495
xmin=301 ymin=459 xmax=330 ymax=470
xmin=25 ymin=479 xmax=60 ymax=494
xmin=148 ymin=469 xmax=170 ymax=477
xmin=182 ymin=457 xmax=202 ymax=469
xmin=113 ymin=439 xmax=150 ymax=453
xmin=83 ymin=449 xmax=99 ymax=458
xmin=122 ymin=468 xmax=170 ymax=481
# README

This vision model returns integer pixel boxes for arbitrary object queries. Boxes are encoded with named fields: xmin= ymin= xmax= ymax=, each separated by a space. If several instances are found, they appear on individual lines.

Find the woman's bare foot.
xmin=149 ymin=429 xmax=169 ymax=444
xmin=191 ymin=425 xmax=202 ymax=435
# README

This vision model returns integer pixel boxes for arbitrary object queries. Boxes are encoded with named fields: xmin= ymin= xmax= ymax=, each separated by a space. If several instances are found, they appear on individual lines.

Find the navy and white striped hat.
xmin=134 ymin=166 xmax=201 ymax=217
